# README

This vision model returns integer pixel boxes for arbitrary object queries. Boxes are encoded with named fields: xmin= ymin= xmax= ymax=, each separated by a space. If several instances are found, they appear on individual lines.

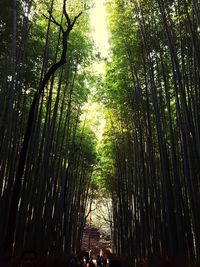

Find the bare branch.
xmin=71 ymin=11 xmax=83 ymax=28
xmin=63 ymin=1 xmax=94 ymax=31
xmin=95 ymin=213 xmax=112 ymax=225
xmin=43 ymin=13 xmax=64 ymax=33
xmin=85 ymin=204 xmax=96 ymax=220
xmin=63 ymin=0 xmax=71 ymax=26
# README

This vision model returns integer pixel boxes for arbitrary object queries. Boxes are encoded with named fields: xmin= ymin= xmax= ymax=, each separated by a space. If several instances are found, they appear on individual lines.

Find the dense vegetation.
xmin=0 ymin=0 xmax=96 ymax=255
xmin=0 ymin=0 xmax=200 ymax=266
xmin=102 ymin=0 xmax=200 ymax=264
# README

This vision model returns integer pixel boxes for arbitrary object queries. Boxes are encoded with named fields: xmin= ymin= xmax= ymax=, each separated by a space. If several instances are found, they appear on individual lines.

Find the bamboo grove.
xmin=0 ymin=0 xmax=97 ymax=255
xmin=1 ymin=0 xmax=200 ymax=265
xmin=102 ymin=0 xmax=200 ymax=264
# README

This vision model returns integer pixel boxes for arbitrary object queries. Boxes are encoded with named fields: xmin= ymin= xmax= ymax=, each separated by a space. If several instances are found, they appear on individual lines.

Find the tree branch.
xmin=85 ymin=207 xmax=96 ymax=220
xmin=43 ymin=13 xmax=64 ymax=33
xmin=63 ymin=0 xmax=71 ymax=26
xmin=95 ymin=213 xmax=111 ymax=225
xmin=71 ymin=11 xmax=83 ymax=28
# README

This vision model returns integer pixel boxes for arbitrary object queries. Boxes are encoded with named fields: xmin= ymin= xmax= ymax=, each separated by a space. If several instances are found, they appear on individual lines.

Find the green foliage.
xmin=102 ymin=0 xmax=200 ymax=261
xmin=0 ymin=0 xmax=98 ymax=253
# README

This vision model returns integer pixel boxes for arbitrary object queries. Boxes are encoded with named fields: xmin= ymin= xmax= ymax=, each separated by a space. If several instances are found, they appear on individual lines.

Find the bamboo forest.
xmin=0 ymin=0 xmax=200 ymax=266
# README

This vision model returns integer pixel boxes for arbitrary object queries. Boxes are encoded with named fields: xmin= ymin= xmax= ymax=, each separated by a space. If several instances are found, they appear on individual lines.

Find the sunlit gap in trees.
xmin=89 ymin=0 xmax=110 ymax=75
xmin=80 ymin=0 xmax=111 ymax=240
xmin=90 ymin=0 xmax=110 ymax=59
xmin=80 ymin=0 xmax=109 ymax=140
